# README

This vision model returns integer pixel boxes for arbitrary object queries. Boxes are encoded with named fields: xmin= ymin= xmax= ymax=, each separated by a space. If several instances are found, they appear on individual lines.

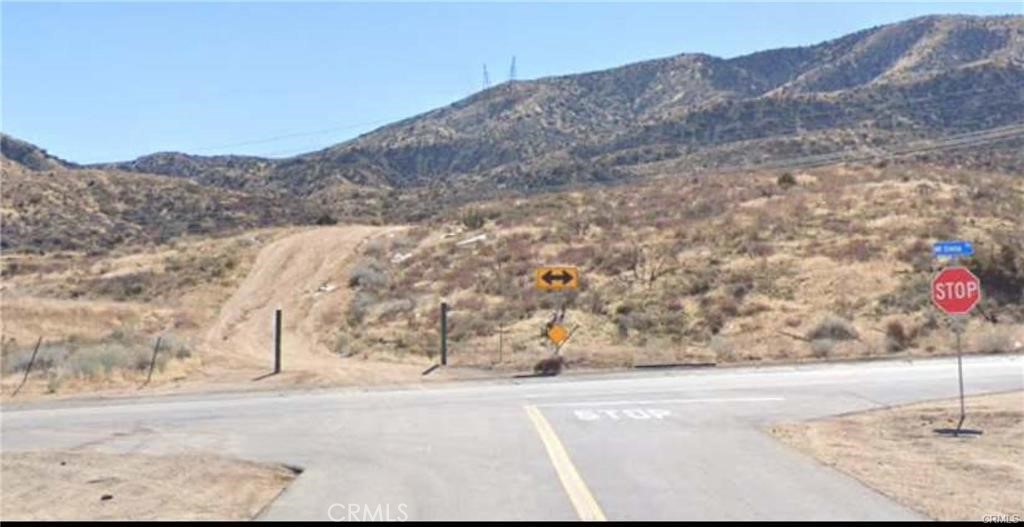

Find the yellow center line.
xmin=524 ymin=405 xmax=607 ymax=521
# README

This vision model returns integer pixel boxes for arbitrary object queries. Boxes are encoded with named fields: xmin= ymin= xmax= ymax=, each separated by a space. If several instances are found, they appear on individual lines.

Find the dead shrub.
xmin=533 ymin=356 xmax=565 ymax=376
xmin=884 ymin=319 xmax=916 ymax=352
xmin=806 ymin=315 xmax=859 ymax=341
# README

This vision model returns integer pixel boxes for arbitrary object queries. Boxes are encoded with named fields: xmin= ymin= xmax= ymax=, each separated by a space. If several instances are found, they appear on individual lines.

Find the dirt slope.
xmin=200 ymin=225 xmax=427 ymax=384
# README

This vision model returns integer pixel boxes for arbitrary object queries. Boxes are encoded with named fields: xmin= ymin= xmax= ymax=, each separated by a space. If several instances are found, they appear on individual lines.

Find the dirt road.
xmin=200 ymin=225 xmax=428 ymax=385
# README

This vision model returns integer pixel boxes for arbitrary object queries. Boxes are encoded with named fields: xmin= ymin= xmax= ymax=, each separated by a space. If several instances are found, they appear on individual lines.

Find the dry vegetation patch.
xmin=337 ymin=163 xmax=1023 ymax=369
xmin=0 ymin=230 xmax=285 ymax=397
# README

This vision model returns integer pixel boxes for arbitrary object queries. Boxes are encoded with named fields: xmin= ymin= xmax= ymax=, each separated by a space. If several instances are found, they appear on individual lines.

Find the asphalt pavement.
xmin=2 ymin=354 xmax=1021 ymax=520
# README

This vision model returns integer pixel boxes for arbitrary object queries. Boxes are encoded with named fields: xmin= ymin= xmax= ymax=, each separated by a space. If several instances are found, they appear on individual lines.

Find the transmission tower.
xmin=508 ymin=56 xmax=516 ymax=82
xmin=482 ymin=64 xmax=491 ymax=90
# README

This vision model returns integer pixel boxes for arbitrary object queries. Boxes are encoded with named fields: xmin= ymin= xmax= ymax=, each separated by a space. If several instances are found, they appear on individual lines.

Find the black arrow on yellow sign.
xmin=535 ymin=267 xmax=579 ymax=291
xmin=542 ymin=270 xmax=573 ymax=286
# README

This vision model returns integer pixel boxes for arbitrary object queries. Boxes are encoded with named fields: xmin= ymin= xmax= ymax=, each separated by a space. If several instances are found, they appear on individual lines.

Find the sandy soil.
xmin=0 ymin=450 xmax=296 ymax=520
xmin=771 ymin=391 xmax=1024 ymax=521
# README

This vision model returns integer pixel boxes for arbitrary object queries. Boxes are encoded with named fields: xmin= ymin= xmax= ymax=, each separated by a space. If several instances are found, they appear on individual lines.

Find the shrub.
xmin=315 ymin=213 xmax=337 ymax=226
xmin=376 ymin=298 xmax=416 ymax=320
xmin=974 ymin=327 xmax=1015 ymax=354
xmin=65 ymin=342 xmax=140 ymax=378
xmin=806 ymin=315 xmax=859 ymax=341
xmin=777 ymin=172 xmax=797 ymax=188
xmin=965 ymin=243 xmax=1024 ymax=307
xmin=878 ymin=274 xmax=932 ymax=313
xmin=884 ymin=320 xmax=916 ymax=352
xmin=46 ymin=371 xmax=63 ymax=394
xmin=349 ymin=264 xmax=388 ymax=290
xmin=448 ymin=313 xmax=491 ymax=341
xmin=461 ymin=209 xmax=486 ymax=230
xmin=347 ymin=291 xmax=378 ymax=326
xmin=811 ymin=338 xmax=836 ymax=358
xmin=709 ymin=336 xmax=735 ymax=362
xmin=580 ymin=290 xmax=607 ymax=316
xmin=161 ymin=334 xmax=193 ymax=360
xmin=1 ymin=343 xmax=70 ymax=375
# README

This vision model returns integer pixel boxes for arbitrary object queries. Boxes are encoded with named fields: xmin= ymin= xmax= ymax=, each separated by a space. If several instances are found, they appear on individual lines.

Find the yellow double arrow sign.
xmin=535 ymin=266 xmax=580 ymax=291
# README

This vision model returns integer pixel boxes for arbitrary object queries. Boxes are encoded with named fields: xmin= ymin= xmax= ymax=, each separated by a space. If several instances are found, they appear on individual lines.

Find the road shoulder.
xmin=0 ymin=450 xmax=299 ymax=521
xmin=770 ymin=390 xmax=1024 ymax=521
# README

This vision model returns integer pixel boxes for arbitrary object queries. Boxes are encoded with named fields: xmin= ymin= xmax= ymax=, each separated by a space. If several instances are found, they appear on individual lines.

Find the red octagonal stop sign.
xmin=932 ymin=267 xmax=982 ymax=315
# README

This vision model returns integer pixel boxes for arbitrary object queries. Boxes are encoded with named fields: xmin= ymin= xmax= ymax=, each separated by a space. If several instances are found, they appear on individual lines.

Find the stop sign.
xmin=931 ymin=267 xmax=981 ymax=315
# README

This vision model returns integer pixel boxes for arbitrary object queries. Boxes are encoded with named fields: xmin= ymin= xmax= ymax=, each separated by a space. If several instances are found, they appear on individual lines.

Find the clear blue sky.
xmin=2 ymin=2 xmax=1019 ymax=163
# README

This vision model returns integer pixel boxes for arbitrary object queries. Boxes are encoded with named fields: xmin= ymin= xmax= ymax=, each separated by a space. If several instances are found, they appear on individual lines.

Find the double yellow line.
xmin=524 ymin=405 xmax=607 ymax=521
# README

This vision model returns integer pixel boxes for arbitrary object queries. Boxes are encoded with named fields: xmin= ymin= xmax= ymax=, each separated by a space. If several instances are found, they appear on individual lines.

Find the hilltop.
xmin=95 ymin=14 xmax=1023 ymax=207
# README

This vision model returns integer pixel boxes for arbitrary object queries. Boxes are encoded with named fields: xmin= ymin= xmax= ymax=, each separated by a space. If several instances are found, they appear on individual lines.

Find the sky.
xmin=2 ymin=1 xmax=1020 ymax=163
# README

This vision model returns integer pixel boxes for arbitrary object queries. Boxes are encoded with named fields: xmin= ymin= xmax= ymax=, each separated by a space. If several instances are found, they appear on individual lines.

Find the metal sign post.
xmin=440 ymin=301 xmax=449 ymax=366
xmin=953 ymin=317 xmax=968 ymax=435
xmin=274 ymin=309 xmax=282 ymax=374
xmin=930 ymin=243 xmax=983 ymax=437
xmin=936 ymin=316 xmax=981 ymax=436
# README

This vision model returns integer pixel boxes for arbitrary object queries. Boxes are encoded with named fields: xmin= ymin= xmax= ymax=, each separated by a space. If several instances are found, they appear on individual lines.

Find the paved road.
xmin=2 ymin=355 xmax=1021 ymax=521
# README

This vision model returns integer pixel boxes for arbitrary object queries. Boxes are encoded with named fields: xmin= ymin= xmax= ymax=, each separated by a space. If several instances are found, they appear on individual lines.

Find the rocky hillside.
xmin=101 ymin=14 xmax=1023 ymax=202
xmin=0 ymin=139 xmax=324 ymax=253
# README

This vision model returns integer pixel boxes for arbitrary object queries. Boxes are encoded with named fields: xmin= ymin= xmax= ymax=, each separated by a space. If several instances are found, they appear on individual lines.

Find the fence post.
xmin=12 ymin=336 xmax=43 ymax=397
xmin=274 ymin=309 xmax=282 ymax=374
xmin=440 ymin=302 xmax=449 ymax=366
xmin=142 ymin=336 xmax=163 ymax=387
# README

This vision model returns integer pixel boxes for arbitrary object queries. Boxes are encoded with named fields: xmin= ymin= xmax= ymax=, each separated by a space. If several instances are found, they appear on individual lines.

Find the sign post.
xmin=440 ymin=301 xmax=449 ymax=366
xmin=954 ymin=318 xmax=966 ymax=433
xmin=930 ymin=264 xmax=982 ymax=437
xmin=274 ymin=309 xmax=282 ymax=374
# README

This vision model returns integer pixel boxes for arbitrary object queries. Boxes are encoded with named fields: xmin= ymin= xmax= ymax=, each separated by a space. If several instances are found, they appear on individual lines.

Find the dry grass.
xmin=770 ymin=391 xmax=1024 ymax=521
xmin=0 ymin=229 xmax=285 ymax=397
xmin=338 ymin=162 xmax=1024 ymax=369
xmin=2 ymin=161 xmax=1022 ymax=398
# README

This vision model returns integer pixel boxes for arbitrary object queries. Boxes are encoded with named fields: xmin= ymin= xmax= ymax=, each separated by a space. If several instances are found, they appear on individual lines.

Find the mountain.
xmin=7 ymin=14 xmax=1023 ymax=250
xmin=100 ymin=14 xmax=1023 ymax=206
xmin=0 ymin=134 xmax=78 ymax=172
xmin=0 ymin=135 xmax=327 ymax=253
